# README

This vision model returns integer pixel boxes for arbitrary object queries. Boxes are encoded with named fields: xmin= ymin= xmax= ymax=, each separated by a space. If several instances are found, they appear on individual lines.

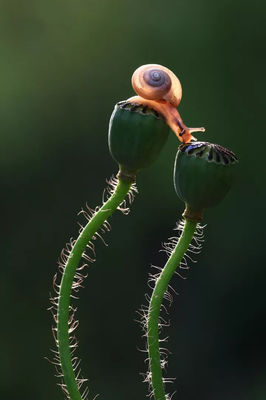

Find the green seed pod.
xmin=108 ymin=101 xmax=170 ymax=181
xmin=173 ymin=141 xmax=238 ymax=221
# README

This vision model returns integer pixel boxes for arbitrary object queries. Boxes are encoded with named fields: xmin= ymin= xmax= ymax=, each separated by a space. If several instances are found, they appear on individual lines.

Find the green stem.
xmin=147 ymin=219 xmax=197 ymax=400
xmin=57 ymin=178 xmax=132 ymax=400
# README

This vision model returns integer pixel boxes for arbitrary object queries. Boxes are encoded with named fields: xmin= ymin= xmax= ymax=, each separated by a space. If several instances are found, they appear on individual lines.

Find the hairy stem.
xmin=147 ymin=219 xmax=197 ymax=400
xmin=57 ymin=178 xmax=132 ymax=400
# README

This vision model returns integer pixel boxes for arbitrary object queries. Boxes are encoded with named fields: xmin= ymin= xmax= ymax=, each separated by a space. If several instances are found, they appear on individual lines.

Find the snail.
xmin=127 ymin=64 xmax=205 ymax=143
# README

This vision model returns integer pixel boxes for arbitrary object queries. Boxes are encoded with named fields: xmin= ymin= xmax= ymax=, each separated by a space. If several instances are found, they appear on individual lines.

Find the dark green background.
xmin=1 ymin=1 xmax=266 ymax=399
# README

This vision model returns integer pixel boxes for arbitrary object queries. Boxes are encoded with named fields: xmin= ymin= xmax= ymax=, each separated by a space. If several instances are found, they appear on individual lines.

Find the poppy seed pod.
xmin=108 ymin=101 xmax=170 ymax=181
xmin=173 ymin=141 xmax=238 ymax=221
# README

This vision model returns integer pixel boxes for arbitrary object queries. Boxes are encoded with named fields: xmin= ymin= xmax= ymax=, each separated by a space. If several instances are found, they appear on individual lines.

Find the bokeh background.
xmin=1 ymin=0 xmax=266 ymax=399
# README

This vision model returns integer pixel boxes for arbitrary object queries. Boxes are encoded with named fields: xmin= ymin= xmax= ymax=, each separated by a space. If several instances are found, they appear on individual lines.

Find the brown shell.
xmin=131 ymin=64 xmax=182 ymax=107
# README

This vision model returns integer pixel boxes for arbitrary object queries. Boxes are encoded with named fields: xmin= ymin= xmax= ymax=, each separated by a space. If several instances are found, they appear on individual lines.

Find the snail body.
xmin=128 ymin=64 xmax=205 ymax=143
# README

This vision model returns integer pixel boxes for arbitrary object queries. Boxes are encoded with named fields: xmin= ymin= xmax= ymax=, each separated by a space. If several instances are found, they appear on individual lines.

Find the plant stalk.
xmin=57 ymin=178 xmax=132 ymax=400
xmin=147 ymin=219 xmax=197 ymax=400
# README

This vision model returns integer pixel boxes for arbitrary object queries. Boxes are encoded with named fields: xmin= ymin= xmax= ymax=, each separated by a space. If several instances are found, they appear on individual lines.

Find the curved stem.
xmin=147 ymin=219 xmax=197 ymax=400
xmin=57 ymin=178 xmax=132 ymax=400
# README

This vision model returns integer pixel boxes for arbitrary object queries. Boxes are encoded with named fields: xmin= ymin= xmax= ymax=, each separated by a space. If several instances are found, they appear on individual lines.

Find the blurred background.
xmin=1 ymin=0 xmax=266 ymax=399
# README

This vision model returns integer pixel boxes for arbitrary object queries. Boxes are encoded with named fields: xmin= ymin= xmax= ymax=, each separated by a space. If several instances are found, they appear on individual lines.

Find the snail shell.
xmin=131 ymin=64 xmax=182 ymax=107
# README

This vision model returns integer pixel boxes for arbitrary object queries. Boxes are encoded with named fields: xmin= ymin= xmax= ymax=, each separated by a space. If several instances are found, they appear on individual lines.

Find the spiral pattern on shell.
xmin=143 ymin=68 xmax=171 ymax=90
xmin=131 ymin=64 xmax=182 ymax=107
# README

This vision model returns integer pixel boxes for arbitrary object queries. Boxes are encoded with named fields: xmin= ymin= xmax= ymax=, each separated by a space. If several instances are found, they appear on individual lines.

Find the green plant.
xmin=50 ymin=102 xmax=170 ymax=400
xmin=145 ymin=141 xmax=238 ymax=400
xmin=49 ymin=64 xmax=237 ymax=400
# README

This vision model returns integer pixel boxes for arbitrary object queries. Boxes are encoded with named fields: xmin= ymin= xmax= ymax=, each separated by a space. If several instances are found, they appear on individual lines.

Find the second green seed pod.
xmin=174 ymin=141 xmax=238 ymax=221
